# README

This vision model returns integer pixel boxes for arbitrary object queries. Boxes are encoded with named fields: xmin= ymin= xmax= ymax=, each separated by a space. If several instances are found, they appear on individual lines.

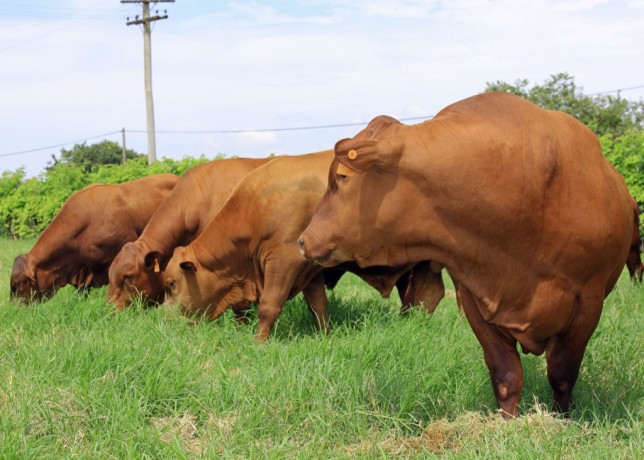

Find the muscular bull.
xmin=163 ymin=151 xmax=445 ymax=341
xmin=10 ymin=174 xmax=178 ymax=302
xmin=298 ymin=92 xmax=633 ymax=417
xmin=108 ymin=157 xmax=272 ymax=309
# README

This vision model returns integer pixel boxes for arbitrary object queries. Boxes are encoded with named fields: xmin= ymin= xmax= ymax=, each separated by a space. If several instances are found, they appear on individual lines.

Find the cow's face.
xmin=163 ymin=246 xmax=242 ymax=321
xmin=108 ymin=242 xmax=165 ymax=309
xmin=299 ymin=116 xmax=404 ymax=267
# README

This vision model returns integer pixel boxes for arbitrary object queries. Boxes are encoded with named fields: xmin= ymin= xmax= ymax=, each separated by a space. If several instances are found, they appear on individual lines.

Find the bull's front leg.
xmin=302 ymin=272 xmax=330 ymax=334
xmin=255 ymin=262 xmax=298 ymax=341
xmin=459 ymin=287 xmax=524 ymax=418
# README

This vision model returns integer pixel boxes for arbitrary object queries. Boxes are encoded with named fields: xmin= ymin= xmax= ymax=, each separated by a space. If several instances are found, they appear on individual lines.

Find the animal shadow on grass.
xmin=267 ymin=289 xmax=401 ymax=342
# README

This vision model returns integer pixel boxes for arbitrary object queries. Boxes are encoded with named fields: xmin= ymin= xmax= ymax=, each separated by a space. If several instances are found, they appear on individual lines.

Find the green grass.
xmin=0 ymin=238 xmax=641 ymax=458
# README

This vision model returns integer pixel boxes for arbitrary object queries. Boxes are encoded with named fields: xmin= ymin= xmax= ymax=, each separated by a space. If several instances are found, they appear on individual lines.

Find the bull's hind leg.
xmin=397 ymin=261 xmax=445 ymax=315
xmin=460 ymin=287 xmax=523 ymax=418
xmin=545 ymin=294 xmax=603 ymax=414
xmin=302 ymin=272 xmax=330 ymax=334
xmin=231 ymin=301 xmax=252 ymax=325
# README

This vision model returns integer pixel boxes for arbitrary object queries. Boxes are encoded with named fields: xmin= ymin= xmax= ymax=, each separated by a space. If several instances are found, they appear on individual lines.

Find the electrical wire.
xmin=1 ymin=85 xmax=642 ymax=158
xmin=0 ymin=0 xmax=118 ymax=53
xmin=0 ymin=131 xmax=122 ymax=158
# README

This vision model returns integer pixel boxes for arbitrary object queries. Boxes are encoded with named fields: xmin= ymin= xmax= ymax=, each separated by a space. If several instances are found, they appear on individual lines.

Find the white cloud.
xmin=231 ymin=131 xmax=279 ymax=147
xmin=555 ymin=0 xmax=610 ymax=11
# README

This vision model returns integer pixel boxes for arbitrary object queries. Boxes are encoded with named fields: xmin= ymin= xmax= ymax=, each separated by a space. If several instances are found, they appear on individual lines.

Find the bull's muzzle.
xmin=297 ymin=233 xmax=335 ymax=266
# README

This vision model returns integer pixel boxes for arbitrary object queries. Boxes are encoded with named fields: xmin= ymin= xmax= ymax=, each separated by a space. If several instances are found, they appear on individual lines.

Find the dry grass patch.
xmin=345 ymin=405 xmax=572 ymax=456
xmin=152 ymin=411 xmax=239 ymax=456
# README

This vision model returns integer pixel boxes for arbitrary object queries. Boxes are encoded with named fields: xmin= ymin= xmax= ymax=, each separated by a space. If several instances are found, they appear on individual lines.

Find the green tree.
xmin=485 ymin=73 xmax=644 ymax=137
xmin=48 ymin=140 xmax=144 ymax=173
xmin=601 ymin=131 xmax=644 ymax=225
xmin=0 ymin=153 xmax=215 ymax=238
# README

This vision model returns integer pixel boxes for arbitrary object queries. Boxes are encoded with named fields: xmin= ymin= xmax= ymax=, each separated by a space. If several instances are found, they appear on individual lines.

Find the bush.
xmin=0 ymin=155 xmax=213 ymax=239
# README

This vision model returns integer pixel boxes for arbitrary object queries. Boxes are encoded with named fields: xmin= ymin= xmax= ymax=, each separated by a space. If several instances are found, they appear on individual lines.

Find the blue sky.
xmin=1 ymin=0 xmax=643 ymax=176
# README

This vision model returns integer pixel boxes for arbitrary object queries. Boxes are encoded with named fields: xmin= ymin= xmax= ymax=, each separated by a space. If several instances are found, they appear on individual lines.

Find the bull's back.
xmin=409 ymin=93 xmax=632 ymax=288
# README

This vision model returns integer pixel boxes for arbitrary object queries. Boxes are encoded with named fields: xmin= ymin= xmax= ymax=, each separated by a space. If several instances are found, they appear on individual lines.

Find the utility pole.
xmin=121 ymin=127 xmax=127 ymax=165
xmin=121 ymin=0 xmax=174 ymax=164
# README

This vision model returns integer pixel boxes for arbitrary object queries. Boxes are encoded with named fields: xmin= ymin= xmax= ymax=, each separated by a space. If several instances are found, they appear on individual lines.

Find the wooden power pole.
xmin=121 ymin=0 xmax=174 ymax=164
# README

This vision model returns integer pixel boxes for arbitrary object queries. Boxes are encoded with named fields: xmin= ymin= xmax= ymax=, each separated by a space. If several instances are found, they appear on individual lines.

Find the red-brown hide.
xmin=107 ymin=157 xmax=272 ymax=309
xmin=299 ymin=92 xmax=633 ymax=416
xmin=162 ymin=151 xmax=443 ymax=341
xmin=10 ymin=174 xmax=178 ymax=301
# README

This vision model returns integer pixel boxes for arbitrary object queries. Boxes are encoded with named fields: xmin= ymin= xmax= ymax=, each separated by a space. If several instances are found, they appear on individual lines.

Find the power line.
xmin=129 ymin=116 xmax=435 ymax=135
xmin=2 ymin=83 xmax=643 ymax=159
xmin=0 ymin=131 xmax=121 ymax=158
xmin=589 ymin=84 xmax=644 ymax=96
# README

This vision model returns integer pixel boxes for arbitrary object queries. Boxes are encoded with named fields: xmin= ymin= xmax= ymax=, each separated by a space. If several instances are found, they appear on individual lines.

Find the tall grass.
xmin=0 ymin=238 xmax=641 ymax=458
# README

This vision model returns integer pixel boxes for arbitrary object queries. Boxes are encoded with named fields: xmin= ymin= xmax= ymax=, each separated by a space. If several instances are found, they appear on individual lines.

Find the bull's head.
xmin=108 ymin=241 xmax=165 ymax=309
xmin=10 ymin=253 xmax=58 ymax=302
xmin=162 ymin=245 xmax=244 ymax=321
xmin=298 ymin=115 xmax=405 ymax=268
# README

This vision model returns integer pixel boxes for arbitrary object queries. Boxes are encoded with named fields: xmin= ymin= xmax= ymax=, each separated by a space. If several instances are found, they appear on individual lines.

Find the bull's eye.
xmin=336 ymin=173 xmax=349 ymax=183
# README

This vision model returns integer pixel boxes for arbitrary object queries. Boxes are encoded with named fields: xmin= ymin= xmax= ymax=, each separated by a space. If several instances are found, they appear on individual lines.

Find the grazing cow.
xmin=108 ymin=157 xmax=272 ymax=309
xmin=10 ymin=174 xmax=179 ymax=302
xmin=626 ymin=197 xmax=643 ymax=283
xmin=298 ymin=92 xmax=633 ymax=417
xmin=163 ymin=151 xmax=444 ymax=341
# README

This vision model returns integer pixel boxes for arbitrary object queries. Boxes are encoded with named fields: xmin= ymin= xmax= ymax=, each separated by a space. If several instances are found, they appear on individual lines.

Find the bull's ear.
xmin=335 ymin=139 xmax=402 ymax=173
xmin=24 ymin=255 xmax=37 ymax=284
xmin=180 ymin=261 xmax=197 ymax=273
xmin=334 ymin=115 xmax=402 ymax=173
xmin=143 ymin=251 xmax=164 ymax=273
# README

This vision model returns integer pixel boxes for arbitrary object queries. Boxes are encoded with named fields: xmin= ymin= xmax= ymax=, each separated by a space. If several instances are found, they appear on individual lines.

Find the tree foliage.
xmin=600 ymin=131 xmax=644 ymax=207
xmin=0 ymin=153 xmax=213 ymax=239
xmin=485 ymin=73 xmax=644 ymax=137
xmin=47 ymin=140 xmax=144 ymax=173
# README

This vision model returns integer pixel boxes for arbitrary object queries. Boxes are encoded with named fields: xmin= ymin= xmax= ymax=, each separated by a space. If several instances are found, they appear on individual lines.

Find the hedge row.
xmin=0 ymin=155 xmax=211 ymax=239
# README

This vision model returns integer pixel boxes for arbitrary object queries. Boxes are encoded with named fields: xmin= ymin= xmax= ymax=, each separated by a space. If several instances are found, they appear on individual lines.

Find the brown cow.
xmin=626 ymin=197 xmax=643 ymax=282
xmin=162 ymin=151 xmax=444 ymax=341
xmin=107 ymin=157 xmax=272 ymax=309
xmin=298 ymin=92 xmax=633 ymax=417
xmin=10 ymin=174 xmax=179 ymax=302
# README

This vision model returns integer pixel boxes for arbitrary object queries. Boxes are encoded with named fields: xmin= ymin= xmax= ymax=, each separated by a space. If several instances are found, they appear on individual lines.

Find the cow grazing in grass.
xmin=163 ymin=151 xmax=445 ymax=341
xmin=298 ymin=92 xmax=633 ymax=417
xmin=10 ymin=174 xmax=179 ymax=302
xmin=108 ymin=157 xmax=272 ymax=309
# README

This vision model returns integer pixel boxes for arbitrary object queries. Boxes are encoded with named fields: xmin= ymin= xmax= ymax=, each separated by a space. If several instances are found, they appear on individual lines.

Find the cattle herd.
xmin=9 ymin=92 xmax=644 ymax=418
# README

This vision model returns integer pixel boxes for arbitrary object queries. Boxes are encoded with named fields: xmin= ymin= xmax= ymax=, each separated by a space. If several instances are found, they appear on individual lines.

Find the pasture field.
xmin=0 ymin=238 xmax=641 ymax=458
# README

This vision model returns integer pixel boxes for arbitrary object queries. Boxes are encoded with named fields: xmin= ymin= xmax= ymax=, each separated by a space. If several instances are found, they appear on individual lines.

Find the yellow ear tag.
xmin=336 ymin=162 xmax=356 ymax=177
xmin=347 ymin=149 xmax=358 ymax=160
xmin=153 ymin=259 xmax=160 ymax=273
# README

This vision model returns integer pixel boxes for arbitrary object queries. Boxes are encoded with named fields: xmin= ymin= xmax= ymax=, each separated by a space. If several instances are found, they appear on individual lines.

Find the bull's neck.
xmin=28 ymin=214 xmax=82 ymax=272
xmin=190 ymin=195 xmax=254 ymax=274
